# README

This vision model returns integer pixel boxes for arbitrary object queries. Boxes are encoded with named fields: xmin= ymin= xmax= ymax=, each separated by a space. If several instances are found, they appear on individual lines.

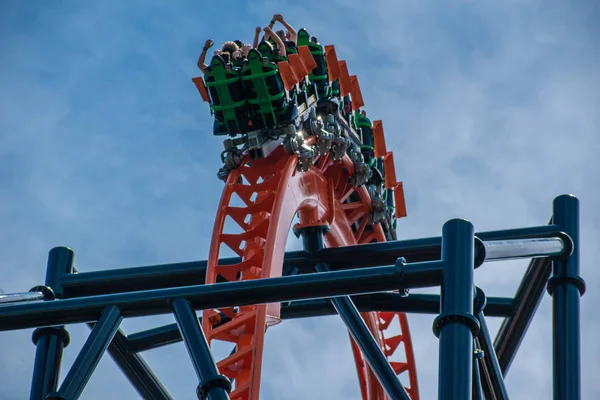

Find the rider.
xmin=269 ymin=14 xmax=297 ymax=44
xmin=197 ymin=40 xmax=250 ymax=73
xmin=252 ymin=26 xmax=262 ymax=49
xmin=196 ymin=39 xmax=214 ymax=74
xmin=219 ymin=41 xmax=245 ymax=66
xmin=262 ymin=26 xmax=287 ymax=61
xmin=265 ymin=14 xmax=297 ymax=55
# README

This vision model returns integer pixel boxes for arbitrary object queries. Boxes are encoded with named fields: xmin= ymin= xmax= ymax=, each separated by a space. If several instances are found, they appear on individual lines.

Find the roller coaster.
xmin=0 ymin=26 xmax=585 ymax=400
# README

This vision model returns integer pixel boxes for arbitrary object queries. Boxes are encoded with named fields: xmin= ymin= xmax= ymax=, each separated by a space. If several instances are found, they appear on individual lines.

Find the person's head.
xmin=259 ymin=39 xmax=274 ymax=52
xmin=220 ymin=52 xmax=231 ymax=64
xmin=220 ymin=41 xmax=242 ymax=63
xmin=275 ymin=29 xmax=285 ymax=41
xmin=221 ymin=41 xmax=239 ymax=54
xmin=233 ymin=40 xmax=244 ymax=48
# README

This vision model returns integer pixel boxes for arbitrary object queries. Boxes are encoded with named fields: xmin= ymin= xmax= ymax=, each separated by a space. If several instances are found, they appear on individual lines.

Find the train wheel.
xmin=201 ymin=144 xmax=419 ymax=399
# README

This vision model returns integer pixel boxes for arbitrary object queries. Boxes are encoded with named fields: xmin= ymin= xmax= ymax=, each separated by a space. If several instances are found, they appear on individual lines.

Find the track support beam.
xmin=47 ymin=306 xmax=123 ymax=400
xmin=549 ymin=195 xmax=585 ymax=400
xmin=88 ymin=324 xmax=173 ymax=400
xmin=29 ymin=327 xmax=70 ymax=400
xmin=2 ymin=194 xmax=583 ymax=400
xmin=0 ymin=262 xmax=443 ymax=331
xmin=56 ymin=224 xmax=563 ymax=299
xmin=476 ymin=236 xmax=569 ymax=265
xmin=474 ymin=288 xmax=509 ymax=400
xmin=472 ymin=346 xmax=485 ymax=400
xmin=172 ymin=298 xmax=231 ymax=400
xmin=29 ymin=247 xmax=74 ymax=400
xmin=316 ymin=263 xmax=411 ymax=400
xmin=435 ymin=219 xmax=478 ymax=400
xmin=493 ymin=256 xmax=552 ymax=374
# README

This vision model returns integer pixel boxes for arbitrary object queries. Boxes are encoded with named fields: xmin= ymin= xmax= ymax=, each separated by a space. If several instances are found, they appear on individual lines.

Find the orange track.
xmin=201 ymin=145 xmax=419 ymax=399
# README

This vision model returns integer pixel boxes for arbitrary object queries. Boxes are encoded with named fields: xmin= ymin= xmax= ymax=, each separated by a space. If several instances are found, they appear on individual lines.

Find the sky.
xmin=0 ymin=0 xmax=599 ymax=399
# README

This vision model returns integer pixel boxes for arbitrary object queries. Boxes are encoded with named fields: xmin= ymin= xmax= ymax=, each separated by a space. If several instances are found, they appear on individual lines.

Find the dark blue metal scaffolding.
xmin=0 ymin=194 xmax=584 ymax=399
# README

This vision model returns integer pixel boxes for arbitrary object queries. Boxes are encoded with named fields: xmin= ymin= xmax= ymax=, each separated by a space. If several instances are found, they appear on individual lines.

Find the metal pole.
xmin=57 ymin=224 xmax=561 ymax=298
xmin=126 ymin=323 xmax=190 ymax=353
xmin=0 ymin=291 xmax=46 ymax=305
xmin=87 ymin=325 xmax=173 ymax=399
xmin=47 ymin=306 xmax=123 ymax=400
xmin=494 ymin=256 xmax=552 ymax=374
xmin=0 ymin=261 xmax=443 ymax=331
xmin=474 ymin=286 xmax=509 ymax=400
xmin=172 ymin=298 xmax=231 ymax=400
xmin=476 ymin=310 xmax=510 ymax=400
xmin=472 ymin=346 xmax=485 ymax=400
xmin=122 ymin=293 xmax=515 ymax=353
xmin=282 ymin=293 xmax=514 ymax=319
xmin=315 ymin=264 xmax=411 ymax=400
xmin=549 ymin=195 xmax=585 ymax=400
xmin=479 ymin=236 xmax=567 ymax=262
xmin=29 ymin=327 xmax=69 ymax=400
xmin=435 ymin=219 xmax=478 ymax=400
xmin=29 ymin=247 xmax=73 ymax=400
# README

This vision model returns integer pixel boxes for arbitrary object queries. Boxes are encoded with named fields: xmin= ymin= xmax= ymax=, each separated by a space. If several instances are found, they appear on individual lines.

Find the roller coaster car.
xmin=204 ymin=51 xmax=298 ymax=136
xmin=193 ymin=29 xmax=399 ymax=202
xmin=199 ymin=29 xmax=336 ymax=137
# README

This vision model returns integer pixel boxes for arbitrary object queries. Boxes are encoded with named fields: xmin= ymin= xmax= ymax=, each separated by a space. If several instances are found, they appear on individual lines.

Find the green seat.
xmin=297 ymin=29 xmax=331 ymax=99
xmin=355 ymin=113 xmax=373 ymax=147
xmin=297 ymin=28 xmax=310 ymax=47
xmin=285 ymin=40 xmax=297 ymax=56
xmin=359 ymin=116 xmax=377 ymax=167
xmin=241 ymin=49 xmax=297 ymax=129
xmin=204 ymin=55 xmax=249 ymax=135
xmin=263 ymin=39 xmax=287 ymax=63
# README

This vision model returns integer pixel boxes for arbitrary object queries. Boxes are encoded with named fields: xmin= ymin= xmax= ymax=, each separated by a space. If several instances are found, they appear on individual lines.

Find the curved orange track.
xmin=201 ymin=145 xmax=419 ymax=399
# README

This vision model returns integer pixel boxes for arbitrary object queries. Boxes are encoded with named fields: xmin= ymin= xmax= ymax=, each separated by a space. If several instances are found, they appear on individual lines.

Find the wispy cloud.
xmin=1 ymin=0 xmax=597 ymax=399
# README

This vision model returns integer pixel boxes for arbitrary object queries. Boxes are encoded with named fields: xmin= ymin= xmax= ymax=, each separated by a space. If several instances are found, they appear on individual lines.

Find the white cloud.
xmin=0 ymin=0 xmax=597 ymax=399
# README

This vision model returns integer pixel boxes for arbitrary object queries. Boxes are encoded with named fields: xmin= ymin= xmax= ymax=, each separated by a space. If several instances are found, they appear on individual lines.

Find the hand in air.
xmin=255 ymin=26 xmax=261 ymax=34
xmin=273 ymin=14 xmax=283 ymax=21
xmin=264 ymin=26 xmax=273 ymax=33
xmin=204 ymin=39 xmax=214 ymax=49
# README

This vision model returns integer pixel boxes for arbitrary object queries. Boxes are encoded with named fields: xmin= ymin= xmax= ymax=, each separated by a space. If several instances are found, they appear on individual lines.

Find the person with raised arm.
xmin=199 ymin=39 xmax=250 ymax=71
xmin=271 ymin=13 xmax=297 ymax=45
xmin=263 ymin=26 xmax=286 ymax=59
xmin=197 ymin=39 xmax=214 ymax=74
xmin=252 ymin=26 xmax=261 ymax=49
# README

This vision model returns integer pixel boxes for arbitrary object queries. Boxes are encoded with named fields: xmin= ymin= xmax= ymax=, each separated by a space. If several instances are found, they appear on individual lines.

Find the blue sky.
xmin=1 ymin=0 xmax=599 ymax=398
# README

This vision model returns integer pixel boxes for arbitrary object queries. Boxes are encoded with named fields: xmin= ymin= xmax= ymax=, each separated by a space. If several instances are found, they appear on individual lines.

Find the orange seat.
xmin=325 ymin=45 xmax=341 ymax=82
xmin=338 ymin=61 xmax=352 ymax=97
xmin=350 ymin=75 xmax=365 ymax=110
xmin=297 ymin=45 xmax=318 ymax=71
xmin=288 ymin=53 xmax=309 ymax=80
xmin=192 ymin=76 xmax=210 ymax=102
xmin=277 ymin=61 xmax=299 ymax=91
xmin=394 ymin=182 xmax=407 ymax=218
xmin=372 ymin=120 xmax=387 ymax=158
xmin=383 ymin=152 xmax=397 ymax=190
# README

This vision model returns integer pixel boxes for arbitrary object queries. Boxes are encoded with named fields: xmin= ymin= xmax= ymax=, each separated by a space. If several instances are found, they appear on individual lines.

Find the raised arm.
xmin=264 ymin=27 xmax=286 ymax=57
xmin=252 ymin=26 xmax=261 ymax=48
xmin=197 ymin=39 xmax=214 ymax=74
xmin=262 ymin=18 xmax=277 ymax=42
xmin=273 ymin=14 xmax=297 ymax=43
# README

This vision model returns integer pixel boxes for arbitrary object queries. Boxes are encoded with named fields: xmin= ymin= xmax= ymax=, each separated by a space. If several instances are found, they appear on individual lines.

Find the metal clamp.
xmin=432 ymin=312 xmax=480 ymax=338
